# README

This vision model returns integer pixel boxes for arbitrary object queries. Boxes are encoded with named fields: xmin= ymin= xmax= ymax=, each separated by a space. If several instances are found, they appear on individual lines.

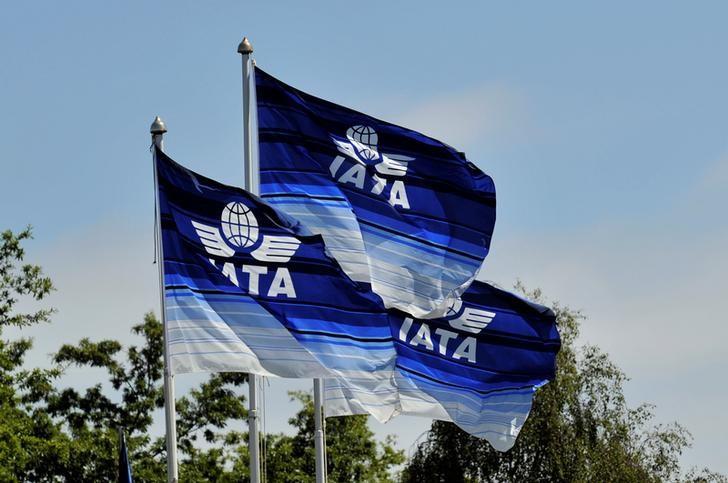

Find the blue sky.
xmin=2 ymin=0 xmax=727 ymax=474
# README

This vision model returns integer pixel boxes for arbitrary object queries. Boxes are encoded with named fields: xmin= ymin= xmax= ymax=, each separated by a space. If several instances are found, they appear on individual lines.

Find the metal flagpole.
xmin=238 ymin=36 xmax=262 ymax=483
xmin=314 ymin=379 xmax=327 ymax=483
xmin=150 ymin=116 xmax=179 ymax=483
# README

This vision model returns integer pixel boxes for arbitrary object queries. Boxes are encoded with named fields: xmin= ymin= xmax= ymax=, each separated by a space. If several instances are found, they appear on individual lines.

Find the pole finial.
xmin=238 ymin=37 xmax=254 ymax=55
xmin=150 ymin=116 xmax=167 ymax=135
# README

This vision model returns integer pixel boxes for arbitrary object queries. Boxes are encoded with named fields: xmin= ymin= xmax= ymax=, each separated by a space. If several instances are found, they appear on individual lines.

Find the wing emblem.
xmin=191 ymin=221 xmax=235 ymax=258
xmin=332 ymin=125 xmax=415 ymax=178
xmin=447 ymin=307 xmax=496 ymax=334
xmin=192 ymin=222 xmax=301 ymax=264
xmin=251 ymin=235 xmax=301 ymax=263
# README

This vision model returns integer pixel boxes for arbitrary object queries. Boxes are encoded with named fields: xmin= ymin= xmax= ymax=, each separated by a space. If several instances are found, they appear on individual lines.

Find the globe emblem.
xmin=346 ymin=125 xmax=379 ymax=161
xmin=220 ymin=201 xmax=259 ymax=248
xmin=445 ymin=299 xmax=463 ymax=318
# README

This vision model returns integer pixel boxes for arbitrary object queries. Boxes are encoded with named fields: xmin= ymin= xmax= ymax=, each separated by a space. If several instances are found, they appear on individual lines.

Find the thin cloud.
xmin=390 ymin=83 xmax=531 ymax=150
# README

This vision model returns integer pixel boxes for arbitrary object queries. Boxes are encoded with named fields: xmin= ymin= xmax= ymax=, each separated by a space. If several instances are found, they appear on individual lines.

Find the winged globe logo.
xmin=346 ymin=125 xmax=379 ymax=161
xmin=220 ymin=201 xmax=258 ymax=248
xmin=190 ymin=200 xmax=302 ymax=298
xmin=397 ymin=297 xmax=496 ymax=365
xmin=329 ymin=125 xmax=414 ymax=209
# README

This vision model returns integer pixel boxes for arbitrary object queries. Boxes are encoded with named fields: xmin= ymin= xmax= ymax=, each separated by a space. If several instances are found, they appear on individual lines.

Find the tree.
xmin=264 ymin=391 xmax=405 ymax=482
xmin=45 ymin=322 xmax=406 ymax=482
xmin=401 ymin=285 xmax=727 ymax=483
xmin=41 ymin=312 xmax=250 ymax=481
xmin=0 ymin=227 xmax=65 ymax=482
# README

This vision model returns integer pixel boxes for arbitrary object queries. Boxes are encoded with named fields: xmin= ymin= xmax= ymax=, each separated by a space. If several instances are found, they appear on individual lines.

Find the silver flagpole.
xmin=238 ymin=36 xmax=262 ymax=483
xmin=314 ymin=379 xmax=327 ymax=483
xmin=150 ymin=116 xmax=179 ymax=483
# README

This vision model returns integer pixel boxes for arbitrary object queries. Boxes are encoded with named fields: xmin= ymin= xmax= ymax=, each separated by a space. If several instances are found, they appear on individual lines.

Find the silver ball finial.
xmin=150 ymin=116 xmax=167 ymax=134
xmin=238 ymin=37 xmax=253 ymax=55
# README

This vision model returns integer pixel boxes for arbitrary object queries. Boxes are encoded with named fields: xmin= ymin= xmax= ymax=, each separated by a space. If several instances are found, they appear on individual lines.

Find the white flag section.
xmin=323 ymin=281 xmax=561 ymax=452
xmin=323 ymin=374 xmax=539 ymax=452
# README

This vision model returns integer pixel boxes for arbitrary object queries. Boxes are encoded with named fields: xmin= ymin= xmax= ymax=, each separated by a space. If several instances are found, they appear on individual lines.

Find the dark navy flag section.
xmin=255 ymin=67 xmax=497 ymax=319
xmin=325 ymin=281 xmax=561 ymax=452
xmin=155 ymin=146 xmax=396 ymax=379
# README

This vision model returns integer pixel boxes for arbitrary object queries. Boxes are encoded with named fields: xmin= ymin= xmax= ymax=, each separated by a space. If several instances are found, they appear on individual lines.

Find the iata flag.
xmin=255 ymin=67 xmax=497 ymax=319
xmin=155 ymin=147 xmax=396 ymax=380
xmin=324 ymin=281 xmax=561 ymax=452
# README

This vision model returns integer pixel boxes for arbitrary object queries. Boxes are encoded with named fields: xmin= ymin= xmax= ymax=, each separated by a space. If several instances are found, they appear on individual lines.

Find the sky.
xmin=1 ymin=0 xmax=727 ymax=475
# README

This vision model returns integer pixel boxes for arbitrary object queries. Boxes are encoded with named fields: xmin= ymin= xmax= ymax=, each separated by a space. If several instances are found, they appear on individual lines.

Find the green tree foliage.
xmin=401 ymin=286 xmax=726 ymax=483
xmin=42 ymin=317 xmax=404 ymax=482
xmin=42 ymin=312 xmax=250 ymax=481
xmin=0 ymin=227 xmax=62 ymax=482
xmin=264 ymin=391 xmax=405 ymax=482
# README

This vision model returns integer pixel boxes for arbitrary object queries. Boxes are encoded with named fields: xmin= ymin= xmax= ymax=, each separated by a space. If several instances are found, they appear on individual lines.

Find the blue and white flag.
xmin=324 ymin=281 xmax=561 ymax=452
xmin=154 ymin=147 xmax=558 ymax=451
xmin=155 ymin=147 xmax=396 ymax=380
xmin=255 ymin=68 xmax=497 ymax=319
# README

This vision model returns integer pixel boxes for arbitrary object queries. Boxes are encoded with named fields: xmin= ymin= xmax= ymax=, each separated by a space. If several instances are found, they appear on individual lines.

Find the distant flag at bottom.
xmin=118 ymin=428 xmax=133 ymax=483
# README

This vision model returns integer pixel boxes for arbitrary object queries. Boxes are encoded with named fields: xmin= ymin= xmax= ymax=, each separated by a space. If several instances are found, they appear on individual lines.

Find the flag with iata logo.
xmin=155 ymin=146 xmax=396 ymax=380
xmin=324 ymin=281 xmax=561 ymax=452
xmin=255 ymin=67 xmax=497 ymax=319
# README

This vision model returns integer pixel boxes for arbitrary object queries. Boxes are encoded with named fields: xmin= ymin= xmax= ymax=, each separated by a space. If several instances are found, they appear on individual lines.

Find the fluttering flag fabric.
xmin=155 ymin=146 xmax=395 ymax=381
xmin=154 ymin=146 xmax=559 ymax=451
xmin=255 ymin=67 xmax=497 ymax=319
xmin=324 ymin=281 xmax=561 ymax=452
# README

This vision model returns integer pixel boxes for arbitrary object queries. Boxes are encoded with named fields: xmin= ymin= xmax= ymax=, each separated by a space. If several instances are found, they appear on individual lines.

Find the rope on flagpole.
xmin=150 ymin=116 xmax=179 ymax=483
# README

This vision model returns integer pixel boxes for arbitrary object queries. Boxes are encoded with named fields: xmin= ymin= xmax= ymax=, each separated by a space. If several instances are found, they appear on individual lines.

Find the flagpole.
xmin=150 ymin=116 xmax=179 ymax=483
xmin=238 ymin=36 xmax=262 ymax=483
xmin=314 ymin=379 xmax=327 ymax=483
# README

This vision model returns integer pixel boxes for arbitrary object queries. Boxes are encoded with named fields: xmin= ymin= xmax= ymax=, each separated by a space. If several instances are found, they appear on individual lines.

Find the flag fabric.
xmin=154 ymin=139 xmax=558 ymax=451
xmin=118 ymin=429 xmax=133 ymax=483
xmin=154 ymin=145 xmax=559 ymax=449
xmin=255 ymin=67 xmax=497 ymax=319
xmin=155 ymin=146 xmax=396 ymax=381
xmin=324 ymin=281 xmax=561 ymax=451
